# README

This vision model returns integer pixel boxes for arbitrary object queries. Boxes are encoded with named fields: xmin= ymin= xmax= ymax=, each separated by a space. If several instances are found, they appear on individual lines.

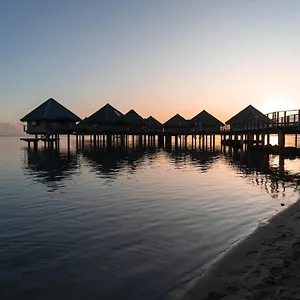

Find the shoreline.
xmin=182 ymin=200 xmax=300 ymax=300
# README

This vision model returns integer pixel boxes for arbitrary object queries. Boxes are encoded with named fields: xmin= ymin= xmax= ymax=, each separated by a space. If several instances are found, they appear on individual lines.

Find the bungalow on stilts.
xmin=20 ymin=98 xmax=81 ymax=150
xmin=223 ymin=104 xmax=268 ymax=148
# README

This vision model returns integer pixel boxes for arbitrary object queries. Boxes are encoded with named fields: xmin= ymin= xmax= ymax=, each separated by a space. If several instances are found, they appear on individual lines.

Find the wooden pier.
xmin=20 ymin=134 xmax=60 ymax=150
xmin=220 ymin=109 xmax=300 ymax=150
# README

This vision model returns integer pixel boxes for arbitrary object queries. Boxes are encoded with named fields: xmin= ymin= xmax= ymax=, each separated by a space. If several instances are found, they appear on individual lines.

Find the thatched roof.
xmin=20 ymin=98 xmax=81 ymax=122
xmin=122 ymin=109 xmax=146 ymax=126
xmin=84 ymin=103 xmax=124 ymax=124
xmin=163 ymin=113 xmax=187 ymax=128
xmin=190 ymin=110 xmax=224 ymax=126
xmin=144 ymin=116 xmax=163 ymax=129
xmin=226 ymin=105 xmax=266 ymax=125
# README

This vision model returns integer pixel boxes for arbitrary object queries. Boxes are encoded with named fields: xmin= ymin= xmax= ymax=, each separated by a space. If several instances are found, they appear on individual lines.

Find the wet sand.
xmin=182 ymin=200 xmax=300 ymax=300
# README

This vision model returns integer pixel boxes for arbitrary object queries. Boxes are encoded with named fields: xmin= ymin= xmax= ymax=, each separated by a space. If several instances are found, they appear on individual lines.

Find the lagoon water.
xmin=1 ymin=136 xmax=300 ymax=300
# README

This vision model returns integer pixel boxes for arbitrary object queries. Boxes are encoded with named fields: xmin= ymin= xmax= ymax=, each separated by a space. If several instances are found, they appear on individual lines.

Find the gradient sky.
xmin=1 ymin=0 xmax=300 ymax=124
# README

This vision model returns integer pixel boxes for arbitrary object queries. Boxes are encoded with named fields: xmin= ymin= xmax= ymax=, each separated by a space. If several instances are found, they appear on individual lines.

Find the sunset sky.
xmin=1 ymin=0 xmax=300 ymax=126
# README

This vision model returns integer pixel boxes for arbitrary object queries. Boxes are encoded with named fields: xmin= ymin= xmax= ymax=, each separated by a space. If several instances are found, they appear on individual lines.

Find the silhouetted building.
xmin=225 ymin=104 xmax=267 ymax=130
xmin=189 ymin=110 xmax=224 ymax=133
xmin=20 ymin=98 xmax=81 ymax=134
xmin=144 ymin=116 xmax=163 ymax=133
xmin=163 ymin=114 xmax=187 ymax=134
xmin=122 ymin=109 xmax=146 ymax=133
xmin=79 ymin=103 xmax=124 ymax=133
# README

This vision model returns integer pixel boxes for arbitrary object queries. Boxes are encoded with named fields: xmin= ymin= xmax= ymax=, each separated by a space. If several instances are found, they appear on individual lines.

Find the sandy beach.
xmin=182 ymin=200 xmax=300 ymax=300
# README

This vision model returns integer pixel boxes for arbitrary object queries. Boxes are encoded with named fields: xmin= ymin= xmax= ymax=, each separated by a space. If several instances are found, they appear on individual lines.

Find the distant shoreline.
xmin=182 ymin=200 xmax=300 ymax=300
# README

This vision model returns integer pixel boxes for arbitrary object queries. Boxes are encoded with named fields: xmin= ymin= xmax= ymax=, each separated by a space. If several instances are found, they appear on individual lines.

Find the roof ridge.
xmin=43 ymin=99 xmax=52 ymax=118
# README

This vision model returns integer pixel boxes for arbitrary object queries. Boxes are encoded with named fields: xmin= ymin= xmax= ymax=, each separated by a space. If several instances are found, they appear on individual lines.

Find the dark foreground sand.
xmin=182 ymin=200 xmax=300 ymax=300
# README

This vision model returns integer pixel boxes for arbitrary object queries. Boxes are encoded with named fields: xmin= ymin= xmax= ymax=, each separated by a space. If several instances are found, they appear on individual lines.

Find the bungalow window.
xmin=31 ymin=121 xmax=39 ymax=127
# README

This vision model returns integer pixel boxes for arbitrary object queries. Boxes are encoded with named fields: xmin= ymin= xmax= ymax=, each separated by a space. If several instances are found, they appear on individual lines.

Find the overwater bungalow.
xmin=144 ymin=116 xmax=163 ymax=133
xmin=189 ymin=110 xmax=224 ymax=133
xmin=163 ymin=113 xmax=187 ymax=134
xmin=20 ymin=98 xmax=81 ymax=135
xmin=122 ymin=109 xmax=146 ymax=134
xmin=225 ymin=104 xmax=267 ymax=130
xmin=79 ymin=103 xmax=124 ymax=133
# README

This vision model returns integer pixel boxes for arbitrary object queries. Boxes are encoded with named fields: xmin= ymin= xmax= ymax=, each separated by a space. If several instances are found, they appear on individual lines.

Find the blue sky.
xmin=1 ymin=0 xmax=300 ymax=126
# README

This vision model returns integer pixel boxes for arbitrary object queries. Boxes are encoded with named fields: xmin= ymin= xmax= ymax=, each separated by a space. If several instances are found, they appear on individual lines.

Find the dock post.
xmin=279 ymin=154 xmax=285 ymax=177
xmin=54 ymin=134 xmax=57 ymax=149
xmin=121 ymin=134 xmax=125 ymax=147
xmin=33 ymin=134 xmax=38 ymax=150
xmin=75 ymin=134 xmax=78 ymax=149
xmin=295 ymin=134 xmax=298 ymax=148
xmin=82 ymin=134 xmax=85 ymax=147
xmin=103 ymin=134 xmax=106 ymax=147
xmin=261 ymin=133 xmax=265 ymax=146
xmin=278 ymin=130 xmax=285 ymax=149
xmin=239 ymin=134 xmax=243 ymax=150
xmin=67 ymin=134 xmax=70 ymax=152
xmin=93 ymin=134 xmax=96 ymax=147
xmin=256 ymin=133 xmax=260 ymax=146
xmin=107 ymin=134 xmax=112 ymax=148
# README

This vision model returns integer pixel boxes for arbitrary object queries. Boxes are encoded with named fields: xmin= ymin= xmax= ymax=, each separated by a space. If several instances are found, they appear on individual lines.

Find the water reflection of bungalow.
xmin=163 ymin=114 xmax=188 ymax=134
xmin=81 ymin=147 xmax=147 ymax=179
xmin=225 ymin=150 xmax=271 ymax=175
xmin=164 ymin=146 xmax=219 ymax=172
xmin=23 ymin=148 xmax=78 ymax=190
xmin=189 ymin=110 xmax=224 ymax=133
xmin=225 ymin=150 xmax=300 ymax=197
xmin=189 ymin=150 xmax=220 ymax=172
xmin=20 ymin=98 xmax=81 ymax=135
xmin=225 ymin=105 xmax=267 ymax=130
xmin=144 ymin=116 xmax=163 ymax=134
xmin=80 ymin=103 xmax=124 ymax=133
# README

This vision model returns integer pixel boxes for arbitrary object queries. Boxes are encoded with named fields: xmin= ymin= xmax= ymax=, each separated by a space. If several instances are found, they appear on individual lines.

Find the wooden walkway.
xmin=20 ymin=134 xmax=60 ymax=149
xmin=222 ymin=109 xmax=300 ymax=133
xmin=20 ymin=109 xmax=300 ymax=151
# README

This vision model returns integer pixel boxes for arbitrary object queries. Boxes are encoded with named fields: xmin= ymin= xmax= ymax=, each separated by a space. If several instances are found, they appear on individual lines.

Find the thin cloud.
xmin=0 ymin=123 xmax=23 ymax=137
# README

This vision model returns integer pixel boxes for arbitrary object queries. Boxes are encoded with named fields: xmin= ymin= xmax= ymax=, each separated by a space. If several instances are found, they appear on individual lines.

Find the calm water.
xmin=1 ymin=136 xmax=300 ymax=300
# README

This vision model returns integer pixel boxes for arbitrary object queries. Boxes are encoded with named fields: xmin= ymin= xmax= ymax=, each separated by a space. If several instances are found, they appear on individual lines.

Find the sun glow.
xmin=261 ymin=95 xmax=294 ymax=114
xmin=261 ymin=95 xmax=295 ymax=113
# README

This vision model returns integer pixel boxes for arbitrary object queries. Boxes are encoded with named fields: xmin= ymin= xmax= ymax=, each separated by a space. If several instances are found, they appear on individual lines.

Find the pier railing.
xmin=222 ymin=109 xmax=300 ymax=132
